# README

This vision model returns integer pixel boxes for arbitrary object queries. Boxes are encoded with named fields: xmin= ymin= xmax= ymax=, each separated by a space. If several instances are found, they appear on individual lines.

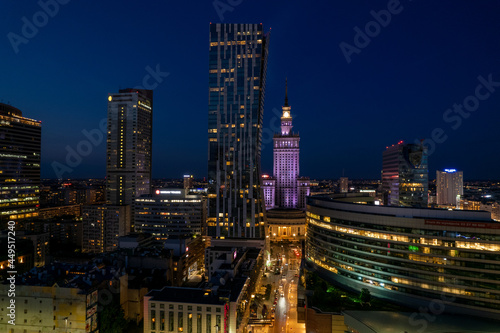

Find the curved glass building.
xmin=305 ymin=194 xmax=500 ymax=319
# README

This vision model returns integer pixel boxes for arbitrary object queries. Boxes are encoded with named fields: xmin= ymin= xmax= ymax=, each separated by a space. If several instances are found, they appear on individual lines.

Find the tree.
xmin=100 ymin=300 xmax=127 ymax=333
xmin=359 ymin=288 xmax=372 ymax=306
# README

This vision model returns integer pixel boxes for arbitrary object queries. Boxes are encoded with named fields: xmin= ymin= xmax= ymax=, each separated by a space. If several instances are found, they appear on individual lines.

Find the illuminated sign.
xmin=444 ymin=169 xmax=457 ymax=173
xmin=156 ymin=190 xmax=182 ymax=195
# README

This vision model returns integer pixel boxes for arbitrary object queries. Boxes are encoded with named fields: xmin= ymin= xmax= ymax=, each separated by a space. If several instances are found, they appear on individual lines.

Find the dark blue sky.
xmin=2 ymin=0 xmax=499 ymax=180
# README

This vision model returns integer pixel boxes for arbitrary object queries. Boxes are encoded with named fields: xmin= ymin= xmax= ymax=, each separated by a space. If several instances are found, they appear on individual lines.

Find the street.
xmin=248 ymin=242 xmax=305 ymax=333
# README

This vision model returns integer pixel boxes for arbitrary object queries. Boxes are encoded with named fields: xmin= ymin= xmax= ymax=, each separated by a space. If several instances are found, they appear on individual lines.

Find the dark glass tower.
xmin=0 ymin=103 xmax=41 ymax=222
xmin=382 ymin=141 xmax=428 ymax=207
xmin=207 ymin=23 xmax=269 ymax=239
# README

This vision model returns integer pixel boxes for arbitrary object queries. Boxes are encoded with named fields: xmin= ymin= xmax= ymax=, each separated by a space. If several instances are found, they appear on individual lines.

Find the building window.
xmin=178 ymin=312 xmax=183 ymax=331
xmin=206 ymin=315 xmax=211 ymax=333
xmin=160 ymin=311 xmax=165 ymax=331
xmin=188 ymin=313 xmax=193 ymax=333
xmin=216 ymin=315 xmax=221 ymax=330
xmin=151 ymin=310 xmax=156 ymax=330
xmin=197 ymin=314 xmax=202 ymax=333
xmin=169 ymin=311 xmax=174 ymax=331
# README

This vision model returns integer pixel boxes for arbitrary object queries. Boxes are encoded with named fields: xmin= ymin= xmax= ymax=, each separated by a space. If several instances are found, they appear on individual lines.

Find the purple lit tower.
xmin=272 ymin=81 xmax=310 ymax=209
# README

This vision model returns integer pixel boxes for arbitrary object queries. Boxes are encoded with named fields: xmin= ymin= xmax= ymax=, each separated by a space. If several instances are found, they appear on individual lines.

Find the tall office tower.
xmin=0 ymin=103 xmax=41 ymax=222
xmin=339 ymin=177 xmax=349 ymax=193
xmin=381 ymin=141 xmax=428 ymax=207
xmin=436 ymin=169 xmax=463 ymax=206
xmin=106 ymin=88 xmax=153 ymax=228
xmin=184 ymin=174 xmax=194 ymax=191
xmin=207 ymin=23 xmax=269 ymax=239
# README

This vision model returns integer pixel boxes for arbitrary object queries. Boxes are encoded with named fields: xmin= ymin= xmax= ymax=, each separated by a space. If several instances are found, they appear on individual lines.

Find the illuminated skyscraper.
xmin=382 ymin=141 xmax=428 ymax=207
xmin=207 ymin=23 xmax=269 ymax=239
xmin=273 ymin=82 xmax=309 ymax=209
xmin=83 ymin=89 xmax=152 ymax=252
xmin=339 ymin=177 xmax=349 ymax=193
xmin=0 ymin=103 xmax=41 ymax=222
xmin=436 ymin=169 xmax=463 ymax=206
xmin=106 ymin=89 xmax=153 ymax=226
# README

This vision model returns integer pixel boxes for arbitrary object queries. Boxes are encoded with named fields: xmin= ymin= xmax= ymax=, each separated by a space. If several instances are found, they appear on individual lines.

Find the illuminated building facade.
xmin=306 ymin=194 xmax=500 ymax=319
xmin=339 ymin=177 xmax=348 ymax=193
xmin=382 ymin=141 xmax=428 ymax=207
xmin=144 ymin=284 xmax=244 ymax=333
xmin=184 ymin=174 xmax=194 ymax=191
xmin=272 ymin=84 xmax=310 ymax=210
xmin=207 ymin=23 xmax=269 ymax=239
xmin=0 ymin=103 xmax=41 ymax=222
xmin=135 ymin=189 xmax=205 ymax=239
xmin=82 ymin=204 xmax=130 ymax=253
xmin=436 ymin=169 xmax=463 ymax=206
xmin=261 ymin=175 xmax=275 ymax=210
xmin=106 ymin=89 xmax=153 ymax=228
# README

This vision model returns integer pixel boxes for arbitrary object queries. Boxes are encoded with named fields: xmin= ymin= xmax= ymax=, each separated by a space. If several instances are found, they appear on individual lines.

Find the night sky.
xmin=2 ymin=0 xmax=500 ymax=180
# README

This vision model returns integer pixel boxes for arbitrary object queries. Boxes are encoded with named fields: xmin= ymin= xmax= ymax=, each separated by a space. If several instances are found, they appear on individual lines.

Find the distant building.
xmin=82 ymin=204 xmax=130 ymax=253
xmin=0 ymin=103 xmax=41 ymax=222
xmin=106 ymin=89 xmax=153 ymax=230
xmin=436 ymin=169 xmax=463 ymax=206
xmin=272 ymin=82 xmax=310 ymax=210
xmin=261 ymin=175 xmax=276 ymax=210
xmin=135 ymin=189 xmax=205 ymax=239
xmin=207 ymin=23 xmax=269 ymax=239
xmin=381 ymin=141 xmax=428 ymax=207
xmin=339 ymin=177 xmax=348 ymax=193
xmin=183 ymin=174 xmax=194 ymax=191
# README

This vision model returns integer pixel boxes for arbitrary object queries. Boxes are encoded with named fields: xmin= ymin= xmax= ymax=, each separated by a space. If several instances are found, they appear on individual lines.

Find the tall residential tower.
xmin=106 ymin=89 xmax=153 ymax=217
xmin=207 ymin=23 xmax=269 ymax=239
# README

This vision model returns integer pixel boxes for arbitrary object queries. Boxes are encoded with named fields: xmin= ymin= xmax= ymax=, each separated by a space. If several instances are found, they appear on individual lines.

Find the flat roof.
xmin=308 ymin=195 xmax=493 ymax=222
xmin=343 ymin=311 xmax=500 ymax=333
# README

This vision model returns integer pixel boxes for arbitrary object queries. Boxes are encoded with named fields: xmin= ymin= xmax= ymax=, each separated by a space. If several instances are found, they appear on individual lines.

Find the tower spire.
xmin=284 ymin=78 xmax=289 ymax=107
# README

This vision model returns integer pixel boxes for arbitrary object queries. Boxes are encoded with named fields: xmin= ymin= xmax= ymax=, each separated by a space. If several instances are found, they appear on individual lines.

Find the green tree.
xmin=100 ymin=301 xmax=127 ymax=333
xmin=359 ymin=288 xmax=371 ymax=305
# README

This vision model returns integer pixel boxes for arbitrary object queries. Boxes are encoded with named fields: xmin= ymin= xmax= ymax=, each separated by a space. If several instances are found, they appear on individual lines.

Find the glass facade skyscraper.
xmin=207 ymin=23 xmax=269 ymax=239
xmin=382 ymin=141 xmax=428 ymax=207
xmin=0 ymin=103 xmax=41 ymax=222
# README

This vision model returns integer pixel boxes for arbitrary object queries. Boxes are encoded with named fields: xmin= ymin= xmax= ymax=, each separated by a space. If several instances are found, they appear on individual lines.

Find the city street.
xmin=248 ymin=242 xmax=305 ymax=333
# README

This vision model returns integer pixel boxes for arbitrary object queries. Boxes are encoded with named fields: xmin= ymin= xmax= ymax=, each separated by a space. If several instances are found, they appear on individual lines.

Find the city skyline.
xmin=2 ymin=1 xmax=500 ymax=180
